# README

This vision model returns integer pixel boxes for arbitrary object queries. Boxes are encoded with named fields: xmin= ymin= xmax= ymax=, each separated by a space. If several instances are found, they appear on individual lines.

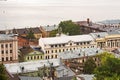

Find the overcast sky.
xmin=0 ymin=0 xmax=120 ymax=30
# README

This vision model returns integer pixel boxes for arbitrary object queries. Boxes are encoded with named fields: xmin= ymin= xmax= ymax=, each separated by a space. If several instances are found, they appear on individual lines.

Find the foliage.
xmin=59 ymin=20 xmax=80 ymax=35
xmin=83 ymin=58 xmax=96 ymax=74
xmin=26 ymin=29 xmax=35 ymax=40
xmin=72 ymin=76 xmax=77 ymax=80
xmin=0 ymin=64 xmax=8 ymax=80
xmin=94 ymin=52 xmax=120 ymax=80
xmin=49 ymin=29 xmax=58 ymax=37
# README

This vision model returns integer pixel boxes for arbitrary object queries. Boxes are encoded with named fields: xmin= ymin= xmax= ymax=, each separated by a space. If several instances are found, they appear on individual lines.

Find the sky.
xmin=0 ymin=0 xmax=120 ymax=30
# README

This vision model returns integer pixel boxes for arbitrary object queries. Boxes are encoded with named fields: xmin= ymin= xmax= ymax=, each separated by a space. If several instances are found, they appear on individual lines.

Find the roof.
xmin=90 ymin=32 xmax=108 ymax=39
xmin=4 ymin=59 xmax=60 ymax=74
xmin=19 ymin=46 xmax=34 ymax=55
xmin=56 ymin=65 xmax=75 ymax=78
xmin=58 ymin=48 xmax=103 ymax=60
xmin=13 ymin=27 xmax=42 ymax=35
xmin=76 ymin=21 xmax=120 ymax=32
xmin=39 ymin=34 xmax=94 ymax=45
xmin=15 ymin=28 xmax=28 ymax=35
xmin=43 ymin=25 xmax=58 ymax=31
xmin=19 ymin=76 xmax=42 ymax=80
xmin=28 ymin=27 xmax=42 ymax=34
xmin=77 ymin=74 xmax=94 ymax=80
xmin=108 ymin=29 xmax=120 ymax=35
xmin=0 ymin=34 xmax=15 ymax=41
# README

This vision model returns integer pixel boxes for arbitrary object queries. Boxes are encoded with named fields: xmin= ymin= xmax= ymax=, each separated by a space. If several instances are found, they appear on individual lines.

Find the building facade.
xmin=90 ymin=32 xmax=120 ymax=51
xmin=39 ymin=35 xmax=97 ymax=59
xmin=19 ymin=46 xmax=44 ymax=62
xmin=0 ymin=34 xmax=18 ymax=64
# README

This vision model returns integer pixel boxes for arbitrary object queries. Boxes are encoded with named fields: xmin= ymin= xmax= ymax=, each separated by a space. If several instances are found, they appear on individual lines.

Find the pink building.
xmin=0 ymin=34 xmax=18 ymax=64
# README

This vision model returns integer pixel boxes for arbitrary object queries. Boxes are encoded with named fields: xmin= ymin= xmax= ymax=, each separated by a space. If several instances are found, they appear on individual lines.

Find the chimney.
xmin=87 ymin=18 xmax=90 ymax=24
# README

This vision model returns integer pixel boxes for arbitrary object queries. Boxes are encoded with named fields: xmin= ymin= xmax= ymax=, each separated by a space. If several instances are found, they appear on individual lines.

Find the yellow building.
xmin=90 ymin=32 xmax=120 ymax=51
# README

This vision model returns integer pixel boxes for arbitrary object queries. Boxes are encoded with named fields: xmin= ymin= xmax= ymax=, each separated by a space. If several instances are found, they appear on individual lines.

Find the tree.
xmin=83 ymin=58 xmax=96 ymax=74
xmin=26 ymin=29 xmax=35 ymax=40
xmin=49 ymin=29 xmax=58 ymax=37
xmin=94 ymin=52 xmax=120 ymax=80
xmin=59 ymin=20 xmax=80 ymax=35
xmin=0 ymin=64 xmax=8 ymax=80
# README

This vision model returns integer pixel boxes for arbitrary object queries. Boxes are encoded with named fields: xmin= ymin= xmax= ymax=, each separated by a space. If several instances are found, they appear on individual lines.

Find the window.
xmin=62 ymin=44 xmax=65 ymax=47
xmin=70 ymin=43 xmax=72 ymax=45
xmin=6 ymin=44 xmax=8 ymax=48
xmin=37 ymin=56 xmax=39 ymax=59
xmin=51 ymin=45 xmax=53 ymax=48
xmin=10 ymin=57 xmax=12 ymax=61
xmin=48 ymin=56 xmax=49 ymax=59
xmin=51 ymin=55 xmax=53 ymax=58
xmin=51 ymin=50 xmax=53 ymax=53
xmin=1 ymin=44 xmax=4 ymax=48
xmin=31 ymin=56 xmax=33 ymax=60
xmin=2 ymin=58 xmax=4 ymax=61
xmin=46 ymin=51 xmax=47 ymax=53
xmin=55 ymin=55 xmax=57 ymax=58
xmin=1 ymin=50 xmax=4 ymax=54
xmin=76 ymin=43 xmax=79 ymax=45
xmin=55 ymin=50 xmax=57 ymax=53
xmin=6 ymin=50 xmax=8 ymax=54
xmin=6 ymin=57 xmax=8 ymax=61
xmin=48 ymin=51 xmax=49 ymax=54
xmin=87 ymin=42 xmax=90 ymax=44
xmin=27 ymin=57 xmax=29 ymax=60
xmin=46 ymin=56 xmax=47 ymax=59
xmin=63 ymin=49 xmax=64 ymax=52
xmin=34 ymin=56 xmax=36 ymax=60
xmin=55 ymin=45 xmax=57 ymax=47
xmin=84 ymin=42 xmax=86 ymax=45
xmin=59 ymin=49 xmax=61 ymax=52
xmin=10 ymin=44 xmax=12 ymax=47
xmin=10 ymin=50 xmax=12 ymax=53
xmin=41 ymin=56 xmax=42 ymax=59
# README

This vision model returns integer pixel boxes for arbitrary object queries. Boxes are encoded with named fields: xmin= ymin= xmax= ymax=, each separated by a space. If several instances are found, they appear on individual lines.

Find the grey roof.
xmin=58 ymin=48 xmax=103 ymax=60
xmin=16 ymin=28 xmax=28 ymax=35
xmin=77 ymin=74 xmax=94 ymax=80
xmin=28 ymin=27 xmax=42 ymax=34
xmin=43 ymin=25 xmax=58 ymax=31
xmin=56 ymin=65 xmax=75 ymax=78
xmin=19 ymin=76 xmax=42 ymax=80
xmin=76 ymin=21 xmax=120 ymax=32
xmin=0 ymin=34 xmax=15 ymax=41
xmin=107 ymin=29 xmax=120 ymax=35
xmin=90 ymin=32 xmax=108 ymax=39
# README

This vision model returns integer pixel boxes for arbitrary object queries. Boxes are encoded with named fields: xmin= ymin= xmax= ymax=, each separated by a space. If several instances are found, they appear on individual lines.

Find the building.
xmin=90 ymin=31 xmax=120 ymax=51
xmin=58 ymin=48 xmax=103 ymax=73
xmin=39 ymin=35 xmax=96 ymax=59
xmin=76 ymin=18 xmax=105 ymax=34
xmin=18 ymin=36 xmax=38 ymax=49
xmin=76 ymin=18 xmax=120 ymax=34
xmin=19 ymin=46 xmax=44 ymax=62
xmin=13 ymin=27 xmax=43 ymax=39
xmin=0 ymin=34 xmax=18 ymax=64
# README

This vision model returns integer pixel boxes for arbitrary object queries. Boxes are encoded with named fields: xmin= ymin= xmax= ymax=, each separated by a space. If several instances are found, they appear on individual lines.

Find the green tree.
xmin=83 ymin=58 xmax=96 ymax=74
xmin=0 ymin=64 xmax=8 ymax=80
xmin=59 ymin=20 xmax=80 ymax=35
xmin=94 ymin=52 xmax=120 ymax=80
xmin=49 ymin=29 xmax=58 ymax=37
xmin=26 ymin=29 xmax=35 ymax=40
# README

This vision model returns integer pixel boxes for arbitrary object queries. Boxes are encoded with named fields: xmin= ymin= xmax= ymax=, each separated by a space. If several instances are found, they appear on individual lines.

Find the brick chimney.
xmin=87 ymin=18 xmax=90 ymax=24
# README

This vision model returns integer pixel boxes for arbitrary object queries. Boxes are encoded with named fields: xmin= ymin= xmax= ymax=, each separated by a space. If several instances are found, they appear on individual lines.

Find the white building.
xmin=0 ymin=34 xmax=18 ymax=64
xmin=39 ymin=35 xmax=96 ymax=59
